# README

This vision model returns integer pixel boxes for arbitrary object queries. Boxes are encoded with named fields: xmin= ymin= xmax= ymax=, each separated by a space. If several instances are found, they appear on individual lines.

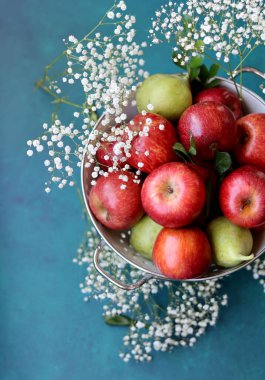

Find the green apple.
xmin=136 ymin=74 xmax=192 ymax=121
xmin=207 ymin=216 xmax=254 ymax=268
xmin=130 ymin=215 xmax=163 ymax=260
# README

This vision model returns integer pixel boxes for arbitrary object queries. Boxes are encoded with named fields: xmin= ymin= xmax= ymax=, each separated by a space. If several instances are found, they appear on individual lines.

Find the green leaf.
xmin=189 ymin=54 xmax=204 ymax=69
xmin=198 ymin=64 xmax=209 ymax=84
xmin=173 ymin=142 xmax=188 ymax=155
xmin=189 ymin=67 xmax=200 ymax=81
xmin=206 ymin=78 xmax=220 ymax=88
xmin=104 ymin=315 xmax=133 ymax=326
xmin=173 ymin=142 xmax=191 ymax=162
xmin=209 ymin=63 xmax=220 ymax=78
xmin=188 ymin=134 xmax=197 ymax=155
xmin=215 ymin=152 xmax=232 ymax=175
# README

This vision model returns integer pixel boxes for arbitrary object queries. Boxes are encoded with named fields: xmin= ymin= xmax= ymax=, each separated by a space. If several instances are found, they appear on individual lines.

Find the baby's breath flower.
xmin=75 ymin=227 xmax=228 ymax=363
xmin=149 ymin=0 xmax=265 ymax=70
xmin=28 ymin=1 xmax=147 ymax=191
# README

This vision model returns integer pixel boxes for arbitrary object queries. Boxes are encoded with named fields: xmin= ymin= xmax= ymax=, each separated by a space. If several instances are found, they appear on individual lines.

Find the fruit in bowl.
xmin=177 ymin=101 xmax=238 ymax=160
xmin=130 ymin=215 xmax=163 ymax=260
xmin=219 ymin=165 xmax=265 ymax=228
xmin=207 ymin=216 xmax=254 ymax=267
xmin=233 ymin=113 xmax=265 ymax=171
xmin=153 ymin=227 xmax=212 ymax=279
xmin=136 ymin=74 xmax=192 ymax=121
xmin=141 ymin=162 xmax=206 ymax=228
xmin=195 ymin=87 xmax=243 ymax=119
xmin=88 ymin=171 xmax=144 ymax=230
xmin=127 ymin=113 xmax=178 ymax=173
xmin=86 ymin=71 xmax=265 ymax=281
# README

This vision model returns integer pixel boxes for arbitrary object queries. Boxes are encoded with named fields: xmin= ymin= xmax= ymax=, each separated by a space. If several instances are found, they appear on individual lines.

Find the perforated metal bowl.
xmin=81 ymin=67 xmax=265 ymax=290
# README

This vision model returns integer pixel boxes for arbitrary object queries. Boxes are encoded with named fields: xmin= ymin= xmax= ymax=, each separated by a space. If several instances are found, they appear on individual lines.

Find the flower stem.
xmin=35 ymin=79 xmax=83 ymax=109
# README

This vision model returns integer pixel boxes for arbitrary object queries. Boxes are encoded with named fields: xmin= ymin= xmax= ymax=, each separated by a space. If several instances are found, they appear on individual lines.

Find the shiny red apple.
xmin=219 ymin=165 xmax=265 ymax=228
xmin=233 ymin=113 xmax=265 ymax=171
xmin=88 ymin=171 xmax=144 ymax=230
xmin=153 ymin=227 xmax=212 ymax=279
xmin=127 ymin=113 xmax=178 ymax=173
xmin=141 ymin=162 xmax=206 ymax=228
xmin=178 ymin=102 xmax=238 ymax=160
xmin=195 ymin=87 xmax=243 ymax=119
xmin=96 ymin=139 xmax=128 ymax=169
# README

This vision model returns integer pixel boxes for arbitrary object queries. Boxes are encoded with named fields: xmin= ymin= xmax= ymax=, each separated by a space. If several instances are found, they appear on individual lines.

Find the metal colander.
xmin=81 ymin=67 xmax=265 ymax=290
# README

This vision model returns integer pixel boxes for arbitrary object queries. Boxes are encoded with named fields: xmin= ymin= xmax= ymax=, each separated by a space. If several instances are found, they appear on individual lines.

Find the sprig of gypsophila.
xmin=149 ymin=0 xmax=265 ymax=97
xmin=27 ymin=0 xmax=148 ymax=193
xmin=247 ymin=258 xmax=265 ymax=292
xmin=74 ymin=226 xmax=228 ymax=362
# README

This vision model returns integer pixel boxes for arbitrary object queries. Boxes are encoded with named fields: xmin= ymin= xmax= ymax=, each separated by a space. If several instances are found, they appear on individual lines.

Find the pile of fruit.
xmin=87 ymin=73 xmax=265 ymax=280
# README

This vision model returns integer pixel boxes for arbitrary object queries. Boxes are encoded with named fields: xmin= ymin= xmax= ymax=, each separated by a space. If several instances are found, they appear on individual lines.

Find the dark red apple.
xmin=187 ymin=162 xmax=218 ymax=226
xmin=178 ymin=102 xmax=238 ymax=160
xmin=233 ymin=113 xmax=265 ymax=171
xmin=187 ymin=162 xmax=214 ymax=182
xmin=96 ymin=139 xmax=128 ymax=168
xmin=127 ymin=113 xmax=178 ymax=173
xmin=88 ymin=171 xmax=144 ymax=230
xmin=141 ymin=162 xmax=206 ymax=228
xmin=153 ymin=227 xmax=212 ymax=279
xmin=219 ymin=165 xmax=265 ymax=228
xmin=195 ymin=87 xmax=243 ymax=119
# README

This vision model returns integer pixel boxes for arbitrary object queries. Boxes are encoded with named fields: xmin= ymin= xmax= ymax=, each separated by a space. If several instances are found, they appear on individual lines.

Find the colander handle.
xmin=93 ymin=240 xmax=153 ymax=291
xmin=231 ymin=66 xmax=265 ymax=80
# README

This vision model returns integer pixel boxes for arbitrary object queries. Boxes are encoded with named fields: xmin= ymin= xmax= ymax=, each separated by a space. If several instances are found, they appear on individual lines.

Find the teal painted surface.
xmin=0 ymin=0 xmax=264 ymax=379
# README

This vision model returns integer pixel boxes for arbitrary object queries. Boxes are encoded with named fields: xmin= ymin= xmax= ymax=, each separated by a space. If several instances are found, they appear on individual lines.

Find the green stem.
xmin=228 ymin=62 xmax=241 ymax=100
xmin=35 ymin=80 xmax=83 ymax=109
xmin=239 ymin=53 xmax=243 ymax=98
xmin=233 ymin=46 xmax=257 ymax=72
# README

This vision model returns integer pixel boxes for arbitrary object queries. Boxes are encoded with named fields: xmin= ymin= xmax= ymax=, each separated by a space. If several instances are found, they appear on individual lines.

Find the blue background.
xmin=0 ymin=0 xmax=265 ymax=379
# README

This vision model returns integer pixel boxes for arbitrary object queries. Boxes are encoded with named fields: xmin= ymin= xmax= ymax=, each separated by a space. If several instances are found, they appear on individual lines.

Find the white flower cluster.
xmin=247 ymin=258 xmax=265 ymax=292
xmin=74 ymin=227 xmax=228 ymax=362
xmin=65 ymin=12 xmax=147 ymax=124
xmin=27 ymin=1 xmax=148 ymax=191
xmin=149 ymin=0 xmax=265 ymax=66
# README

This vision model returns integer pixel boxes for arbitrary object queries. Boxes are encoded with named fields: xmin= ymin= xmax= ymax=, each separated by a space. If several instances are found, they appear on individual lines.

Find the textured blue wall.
xmin=0 ymin=0 xmax=264 ymax=379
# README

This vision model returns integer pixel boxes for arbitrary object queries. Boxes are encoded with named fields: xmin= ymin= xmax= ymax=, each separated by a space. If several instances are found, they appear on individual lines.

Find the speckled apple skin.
xmin=88 ymin=171 xmax=144 ymax=230
xmin=234 ymin=113 xmax=265 ymax=171
xmin=219 ymin=165 xmax=265 ymax=228
xmin=195 ymin=87 xmax=243 ymax=119
xmin=127 ymin=113 xmax=178 ymax=173
xmin=153 ymin=227 xmax=212 ymax=279
xmin=178 ymin=101 xmax=238 ymax=160
xmin=141 ymin=162 xmax=206 ymax=228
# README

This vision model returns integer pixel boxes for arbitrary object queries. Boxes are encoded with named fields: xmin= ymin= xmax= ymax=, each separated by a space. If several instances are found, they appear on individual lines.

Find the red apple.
xmin=96 ymin=139 xmax=128 ymax=169
xmin=219 ymin=165 xmax=265 ymax=228
xmin=127 ymin=113 xmax=178 ymax=173
xmin=187 ymin=162 xmax=218 ymax=226
xmin=153 ymin=227 xmax=212 ymax=279
xmin=141 ymin=162 xmax=206 ymax=228
xmin=195 ymin=87 xmax=243 ymax=119
xmin=233 ymin=113 xmax=265 ymax=171
xmin=178 ymin=102 xmax=237 ymax=160
xmin=88 ymin=171 xmax=144 ymax=230
xmin=187 ymin=162 xmax=214 ymax=182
